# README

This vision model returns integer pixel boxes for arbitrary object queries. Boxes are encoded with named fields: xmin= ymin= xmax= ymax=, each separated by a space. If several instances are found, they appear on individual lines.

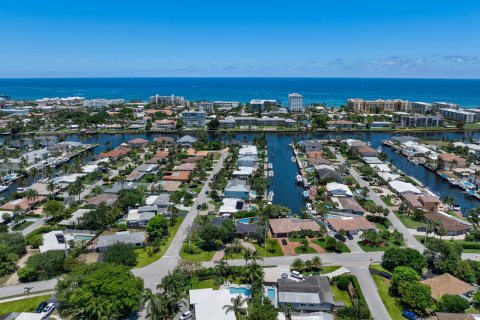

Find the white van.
xmin=41 ymin=303 xmax=55 ymax=319
xmin=291 ymin=270 xmax=304 ymax=280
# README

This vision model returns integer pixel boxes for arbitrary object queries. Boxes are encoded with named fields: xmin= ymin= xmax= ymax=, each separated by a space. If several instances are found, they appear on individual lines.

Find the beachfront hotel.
xmin=288 ymin=93 xmax=304 ymax=112
xmin=347 ymin=98 xmax=412 ymax=113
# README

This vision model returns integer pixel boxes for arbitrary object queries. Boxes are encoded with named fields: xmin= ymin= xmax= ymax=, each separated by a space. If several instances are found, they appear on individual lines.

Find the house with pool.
xmin=188 ymin=287 xmax=249 ymax=320
xmin=224 ymin=179 xmax=251 ymax=200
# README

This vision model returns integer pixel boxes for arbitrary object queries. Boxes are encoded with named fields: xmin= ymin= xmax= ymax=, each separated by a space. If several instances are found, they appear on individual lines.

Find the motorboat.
xmin=291 ymin=156 xmax=296 ymax=162
xmin=0 ymin=185 xmax=9 ymax=193
xmin=306 ymin=203 xmax=312 ymax=211
xmin=268 ymin=170 xmax=274 ymax=178
xmin=296 ymin=175 xmax=303 ymax=183
xmin=303 ymin=190 xmax=309 ymax=198
xmin=268 ymin=191 xmax=274 ymax=202
xmin=267 ymin=163 xmax=273 ymax=169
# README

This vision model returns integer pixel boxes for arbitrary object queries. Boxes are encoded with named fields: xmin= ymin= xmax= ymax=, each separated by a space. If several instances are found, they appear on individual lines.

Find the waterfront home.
xmin=308 ymin=157 xmax=331 ymax=166
xmin=0 ymin=196 xmax=46 ymax=212
xmin=177 ymin=135 xmax=197 ymax=147
xmin=86 ymin=193 xmax=119 ymax=207
xmin=421 ymin=273 xmax=474 ymax=300
xmin=97 ymin=231 xmax=145 ymax=252
xmin=391 ymin=135 xmax=419 ymax=144
xmin=418 ymin=195 xmax=441 ymax=212
xmin=219 ymin=198 xmax=244 ymax=215
xmin=300 ymin=140 xmax=324 ymax=153
xmin=269 ymin=218 xmax=321 ymax=238
xmin=325 ymin=216 xmax=376 ymax=235
xmin=325 ymin=182 xmax=353 ymax=197
xmin=235 ymin=223 xmax=259 ymax=238
xmin=330 ymin=197 xmax=365 ymax=215
xmin=403 ymin=193 xmax=423 ymax=209
xmin=189 ymin=288 xmax=247 ymax=320
xmin=154 ymin=119 xmax=177 ymax=130
xmin=127 ymin=138 xmax=149 ymax=149
xmin=224 ymin=179 xmax=251 ymax=200
xmin=22 ymin=148 xmax=50 ymax=164
xmin=424 ymin=212 xmax=472 ymax=236
xmin=239 ymin=145 xmax=258 ymax=156
xmin=58 ymin=208 xmax=91 ymax=227
xmin=316 ymin=167 xmax=343 ymax=183
xmin=232 ymin=166 xmax=254 ymax=178
xmin=438 ymin=153 xmax=467 ymax=169
xmin=153 ymin=136 xmax=174 ymax=145
xmin=356 ymin=146 xmax=377 ymax=157
xmin=237 ymin=154 xmax=257 ymax=167
xmin=326 ymin=120 xmax=354 ymax=129
xmin=277 ymin=275 xmax=342 ymax=312
xmin=388 ymin=180 xmax=422 ymax=195
xmin=306 ymin=151 xmax=324 ymax=159
xmin=47 ymin=141 xmax=83 ymax=154
xmin=99 ymin=147 xmax=131 ymax=159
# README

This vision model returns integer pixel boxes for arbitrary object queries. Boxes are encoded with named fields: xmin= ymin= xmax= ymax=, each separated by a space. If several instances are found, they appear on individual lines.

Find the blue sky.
xmin=0 ymin=0 xmax=479 ymax=78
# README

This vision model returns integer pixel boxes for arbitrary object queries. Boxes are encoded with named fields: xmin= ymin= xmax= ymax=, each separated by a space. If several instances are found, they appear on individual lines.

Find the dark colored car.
xmin=402 ymin=310 xmax=416 ymax=320
xmin=379 ymin=271 xmax=392 ymax=279
xmin=346 ymin=233 xmax=353 ymax=240
xmin=35 ymin=301 xmax=48 ymax=313
xmin=205 ymin=190 xmax=209 ymax=195
xmin=196 ymin=204 xmax=201 ymax=210
xmin=334 ymin=234 xmax=346 ymax=242
xmin=281 ymin=239 xmax=288 ymax=245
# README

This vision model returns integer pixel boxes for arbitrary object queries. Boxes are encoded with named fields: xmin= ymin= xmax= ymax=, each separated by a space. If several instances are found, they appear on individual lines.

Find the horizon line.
xmin=0 ymin=76 xmax=480 ymax=80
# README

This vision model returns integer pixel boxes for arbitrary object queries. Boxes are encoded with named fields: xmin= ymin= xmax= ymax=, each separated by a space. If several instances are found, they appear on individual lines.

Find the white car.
xmin=291 ymin=270 xmax=305 ymax=280
xmin=179 ymin=311 xmax=193 ymax=320
xmin=41 ymin=303 xmax=55 ymax=319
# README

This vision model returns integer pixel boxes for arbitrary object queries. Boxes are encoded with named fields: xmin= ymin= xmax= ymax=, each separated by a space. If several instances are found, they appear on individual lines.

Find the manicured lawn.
xmin=330 ymin=286 xmax=352 ymax=307
xmin=394 ymin=211 xmax=426 ymax=229
xmin=358 ymin=238 xmax=404 ymax=252
xmin=312 ymin=239 xmax=351 ymax=253
xmin=252 ymin=241 xmax=283 ymax=257
xmin=414 ymin=236 xmax=480 ymax=253
xmin=320 ymin=266 xmax=341 ymax=274
xmin=134 ymin=218 xmax=184 ymax=268
xmin=294 ymin=245 xmax=317 ymax=254
xmin=12 ymin=221 xmax=34 ymax=231
xmin=190 ymin=278 xmax=218 ymax=290
xmin=373 ymin=275 xmax=403 ymax=320
xmin=179 ymin=244 xmax=216 ymax=262
xmin=369 ymin=264 xmax=391 ymax=274
xmin=381 ymin=195 xmax=393 ymax=206
xmin=0 ymin=294 xmax=52 ymax=313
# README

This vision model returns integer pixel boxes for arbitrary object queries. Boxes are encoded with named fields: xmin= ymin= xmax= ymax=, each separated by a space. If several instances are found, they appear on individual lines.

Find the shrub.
xmin=103 ymin=243 xmax=137 ymax=267
xmin=337 ymin=276 xmax=351 ymax=290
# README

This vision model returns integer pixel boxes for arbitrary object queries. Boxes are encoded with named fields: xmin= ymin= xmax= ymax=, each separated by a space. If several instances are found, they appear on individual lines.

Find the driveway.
xmin=276 ymin=238 xmax=298 ymax=256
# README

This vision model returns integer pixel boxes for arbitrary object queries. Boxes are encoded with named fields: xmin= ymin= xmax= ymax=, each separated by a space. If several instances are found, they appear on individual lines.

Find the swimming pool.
xmin=267 ymin=288 xmax=276 ymax=299
xmin=236 ymin=218 xmax=258 ymax=224
xmin=74 ymin=235 xmax=94 ymax=241
xmin=228 ymin=287 xmax=252 ymax=296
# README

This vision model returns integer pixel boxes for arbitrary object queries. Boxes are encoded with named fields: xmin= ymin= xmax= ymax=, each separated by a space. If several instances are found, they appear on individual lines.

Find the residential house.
xmin=419 ymin=195 xmax=441 ymax=212
xmin=162 ymin=171 xmax=191 ymax=182
xmin=403 ymin=194 xmax=423 ymax=209
xmin=438 ymin=153 xmax=467 ymax=170
xmin=177 ymin=135 xmax=197 ymax=147
xmin=236 ymin=223 xmax=259 ymax=238
xmin=388 ymin=180 xmax=422 ymax=195
xmin=424 ymin=212 xmax=472 ymax=236
xmin=159 ymin=180 xmax=183 ymax=192
xmin=325 ymin=216 xmax=376 ymax=235
xmin=189 ymin=288 xmax=247 ymax=320
xmin=153 ymin=136 xmax=175 ymax=145
xmin=237 ymin=154 xmax=257 ymax=167
xmin=331 ymin=197 xmax=365 ymax=215
xmin=154 ymin=119 xmax=177 ymax=130
xmin=326 ymin=120 xmax=354 ymax=129
xmin=277 ymin=275 xmax=342 ymax=312
xmin=219 ymin=198 xmax=244 ymax=215
xmin=127 ymin=138 xmax=149 ymax=149
xmin=316 ymin=167 xmax=343 ymax=183
xmin=39 ymin=231 xmax=73 ymax=253
xmin=421 ymin=273 xmax=474 ymax=300
xmin=58 ymin=208 xmax=91 ymax=227
xmin=301 ymin=140 xmax=324 ymax=153
xmin=356 ymin=146 xmax=377 ymax=157
xmin=127 ymin=207 xmax=157 ymax=226
xmin=325 ymin=182 xmax=353 ymax=197
xmin=224 ymin=180 xmax=250 ymax=200
xmin=99 ymin=147 xmax=131 ymax=159
xmin=86 ymin=193 xmax=119 ymax=208
xmin=97 ymin=231 xmax=145 ymax=252
xmin=269 ymin=218 xmax=321 ymax=238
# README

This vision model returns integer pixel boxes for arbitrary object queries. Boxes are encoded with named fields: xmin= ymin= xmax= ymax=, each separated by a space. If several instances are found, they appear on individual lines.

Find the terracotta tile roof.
xmin=163 ymin=171 xmax=190 ymax=181
xmin=357 ymin=146 xmax=377 ymax=154
xmin=99 ymin=148 xmax=131 ymax=159
xmin=306 ymin=151 xmax=323 ymax=158
xmin=269 ymin=218 xmax=320 ymax=234
xmin=325 ymin=216 xmax=376 ymax=232
xmin=153 ymin=136 xmax=174 ymax=143
xmin=159 ymin=180 xmax=183 ymax=192
xmin=155 ymin=150 xmax=170 ymax=158
xmin=0 ymin=196 xmax=46 ymax=211
xmin=424 ymin=212 xmax=472 ymax=233
xmin=438 ymin=153 xmax=466 ymax=163
xmin=128 ymin=138 xmax=149 ymax=144
xmin=174 ymin=163 xmax=197 ymax=171
xmin=421 ymin=273 xmax=473 ymax=299
xmin=403 ymin=194 xmax=423 ymax=208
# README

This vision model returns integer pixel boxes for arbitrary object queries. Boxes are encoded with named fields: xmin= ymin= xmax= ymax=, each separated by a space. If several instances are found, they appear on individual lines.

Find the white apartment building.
xmin=438 ymin=108 xmax=475 ymax=123
xmin=288 ymin=93 xmax=304 ymax=112
xmin=83 ymin=99 xmax=125 ymax=108
xmin=432 ymin=102 xmax=459 ymax=111
xmin=180 ymin=111 xmax=207 ymax=127
xmin=149 ymin=94 xmax=186 ymax=106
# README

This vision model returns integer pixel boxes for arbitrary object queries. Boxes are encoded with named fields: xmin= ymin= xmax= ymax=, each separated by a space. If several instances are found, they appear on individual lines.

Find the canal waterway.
xmin=2 ymin=131 xmax=480 ymax=214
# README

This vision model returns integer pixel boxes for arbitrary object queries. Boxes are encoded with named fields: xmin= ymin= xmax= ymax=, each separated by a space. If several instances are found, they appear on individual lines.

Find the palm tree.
xmin=299 ymin=238 xmax=309 ymax=253
xmin=24 ymin=188 xmax=39 ymax=204
xmin=243 ymin=249 xmax=252 ymax=265
xmin=223 ymin=295 xmax=248 ymax=319
xmin=140 ymin=288 xmax=168 ymax=320
xmin=44 ymin=166 xmax=54 ymax=180
xmin=280 ymin=304 xmax=296 ymax=320
xmin=291 ymin=258 xmax=305 ymax=272
xmin=215 ymin=258 xmax=229 ymax=279
xmin=310 ymin=256 xmax=322 ymax=271
xmin=47 ymin=181 xmax=56 ymax=199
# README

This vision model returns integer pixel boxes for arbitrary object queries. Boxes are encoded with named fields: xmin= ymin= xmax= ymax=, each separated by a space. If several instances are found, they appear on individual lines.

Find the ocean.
xmin=0 ymin=77 xmax=480 ymax=107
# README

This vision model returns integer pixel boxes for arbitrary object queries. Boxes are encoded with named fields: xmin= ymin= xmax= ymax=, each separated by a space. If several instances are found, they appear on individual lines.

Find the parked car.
xmin=281 ymin=239 xmax=288 ymax=245
xmin=196 ymin=204 xmax=201 ymax=210
xmin=379 ymin=271 xmax=392 ymax=279
xmin=41 ymin=303 xmax=55 ymax=319
xmin=281 ymin=272 xmax=289 ymax=279
xmin=35 ymin=301 xmax=48 ymax=313
xmin=205 ymin=190 xmax=209 ymax=195
xmin=334 ymin=234 xmax=346 ymax=242
xmin=402 ymin=310 xmax=417 ymax=320
xmin=179 ymin=311 xmax=193 ymax=320
xmin=291 ymin=270 xmax=305 ymax=280
xmin=346 ymin=233 xmax=353 ymax=240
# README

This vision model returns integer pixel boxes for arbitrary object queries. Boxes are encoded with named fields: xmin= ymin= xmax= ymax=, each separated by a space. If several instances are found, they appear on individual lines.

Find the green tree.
xmin=56 ymin=263 xmax=144 ymax=319
xmin=42 ymin=200 xmax=66 ymax=220
xmin=382 ymin=247 xmax=426 ymax=273
xmin=424 ymin=238 xmax=462 ymax=274
xmin=146 ymin=215 xmax=169 ymax=239
xmin=291 ymin=258 xmax=305 ymax=272
xmin=437 ymin=294 xmax=470 ymax=313
xmin=391 ymin=266 xmax=420 ymax=296
xmin=103 ymin=243 xmax=137 ymax=266
xmin=246 ymin=300 xmax=278 ymax=320
xmin=18 ymin=250 xmax=66 ymax=282
xmin=223 ymin=295 xmax=248 ymax=318
xmin=207 ymin=118 xmax=220 ymax=131
xmin=399 ymin=281 xmax=433 ymax=315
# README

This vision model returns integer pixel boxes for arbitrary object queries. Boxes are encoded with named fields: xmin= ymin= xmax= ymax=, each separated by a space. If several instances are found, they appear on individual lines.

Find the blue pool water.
xmin=236 ymin=218 xmax=257 ymax=224
xmin=228 ymin=287 xmax=252 ymax=296
xmin=74 ymin=235 xmax=94 ymax=241
xmin=267 ymin=288 xmax=276 ymax=299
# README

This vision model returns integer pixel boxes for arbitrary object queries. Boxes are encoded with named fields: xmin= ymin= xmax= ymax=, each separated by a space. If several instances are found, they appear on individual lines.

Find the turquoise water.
xmin=2 ymin=78 xmax=480 ymax=107
xmin=267 ymin=288 xmax=276 ymax=299
xmin=74 ymin=235 xmax=94 ymax=241
xmin=228 ymin=287 xmax=252 ymax=296
xmin=236 ymin=217 xmax=258 ymax=224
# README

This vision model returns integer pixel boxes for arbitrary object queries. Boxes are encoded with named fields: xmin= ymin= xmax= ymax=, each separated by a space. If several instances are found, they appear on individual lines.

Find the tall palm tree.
xmin=223 ymin=295 xmax=248 ymax=319
xmin=46 ymin=181 xmax=56 ymax=199
xmin=310 ymin=256 xmax=322 ymax=271
xmin=215 ymin=258 xmax=229 ymax=279
xmin=24 ymin=188 xmax=39 ymax=204
xmin=140 ymin=288 xmax=168 ymax=320
xmin=243 ymin=249 xmax=252 ymax=265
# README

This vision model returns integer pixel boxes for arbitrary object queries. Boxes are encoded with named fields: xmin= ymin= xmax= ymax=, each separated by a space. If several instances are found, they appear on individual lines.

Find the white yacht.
xmin=291 ymin=156 xmax=296 ymax=162
xmin=268 ymin=170 xmax=274 ymax=178
xmin=268 ymin=191 xmax=274 ymax=202
xmin=0 ymin=185 xmax=9 ymax=193
xmin=267 ymin=163 xmax=273 ymax=169
xmin=296 ymin=175 xmax=303 ymax=183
